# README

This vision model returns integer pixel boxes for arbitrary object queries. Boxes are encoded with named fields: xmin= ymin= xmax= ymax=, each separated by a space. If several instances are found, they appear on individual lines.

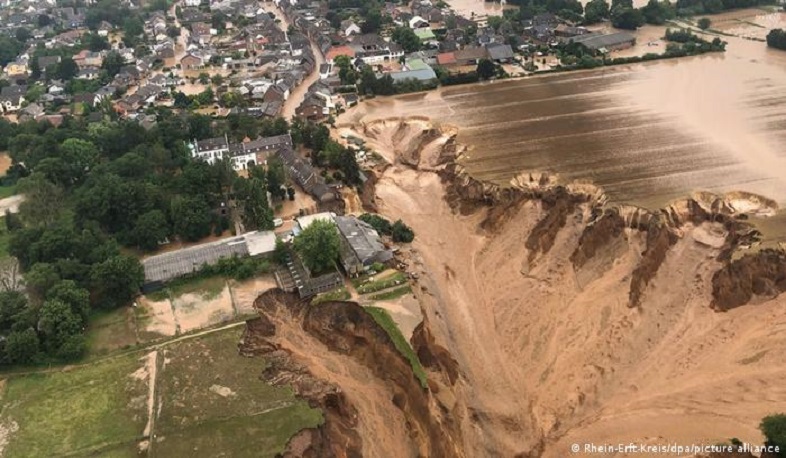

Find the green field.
xmin=355 ymin=271 xmax=408 ymax=294
xmin=147 ymin=275 xmax=227 ymax=302
xmin=369 ymin=285 xmax=412 ymax=301
xmin=84 ymin=308 xmax=139 ymax=358
xmin=0 ymin=328 xmax=323 ymax=457
xmin=153 ymin=328 xmax=323 ymax=457
xmin=364 ymin=306 xmax=427 ymax=388
xmin=311 ymin=286 xmax=350 ymax=305
xmin=0 ymin=184 xmax=16 ymax=199
xmin=0 ymin=354 xmax=148 ymax=457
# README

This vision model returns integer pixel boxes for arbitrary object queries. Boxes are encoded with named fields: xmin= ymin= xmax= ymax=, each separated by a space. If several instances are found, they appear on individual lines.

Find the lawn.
xmin=0 ymin=184 xmax=16 ymax=199
xmin=0 ymin=354 xmax=149 ymax=457
xmin=84 ymin=308 xmax=139 ymax=358
xmin=311 ymin=286 xmax=350 ymax=305
xmin=147 ymin=276 xmax=227 ymax=302
xmin=154 ymin=327 xmax=323 ymax=456
xmin=355 ymin=271 xmax=408 ymax=295
xmin=369 ymin=285 xmax=412 ymax=301
xmin=364 ymin=306 xmax=427 ymax=388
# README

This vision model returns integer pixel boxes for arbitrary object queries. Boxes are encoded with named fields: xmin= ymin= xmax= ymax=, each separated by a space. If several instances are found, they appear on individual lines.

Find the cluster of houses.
xmin=188 ymin=132 xmax=338 ymax=204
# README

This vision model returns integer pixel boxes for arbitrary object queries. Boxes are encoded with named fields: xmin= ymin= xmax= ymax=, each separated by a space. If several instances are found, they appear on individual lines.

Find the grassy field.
xmin=154 ymin=327 xmax=323 ymax=457
xmin=0 ymin=184 xmax=16 ymax=199
xmin=311 ymin=286 xmax=351 ymax=305
xmin=364 ymin=306 xmax=427 ymax=388
xmin=84 ymin=308 xmax=139 ymax=358
xmin=0 ymin=354 xmax=149 ymax=457
xmin=0 ymin=327 xmax=323 ymax=458
xmin=355 ymin=271 xmax=408 ymax=295
xmin=369 ymin=285 xmax=412 ymax=301
xmin=147 ymin=275 xmax=227 ymax=302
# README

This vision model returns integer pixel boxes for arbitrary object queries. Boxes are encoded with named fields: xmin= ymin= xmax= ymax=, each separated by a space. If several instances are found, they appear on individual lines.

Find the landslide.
xmin=341 ymin=117 xmax=786 ymax=457
xmin=240 ymin=289 xmax=463 ymax=458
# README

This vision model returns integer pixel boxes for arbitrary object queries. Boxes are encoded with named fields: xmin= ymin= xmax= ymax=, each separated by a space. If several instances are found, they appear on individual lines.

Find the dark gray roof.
xmin=335 ymin=216 xmax=392 ymax=266
xmin=142 ymin=235 xmax=249 ymax=283
xmin=571 ymin=32 xmax=636 ymax=50
xmin=486 ymin=43 xmax=514 ymax=61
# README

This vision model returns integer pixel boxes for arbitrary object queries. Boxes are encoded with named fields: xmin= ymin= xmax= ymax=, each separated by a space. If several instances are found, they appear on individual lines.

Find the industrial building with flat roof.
xmin=141 ymin=231 xmax=276 ymax=290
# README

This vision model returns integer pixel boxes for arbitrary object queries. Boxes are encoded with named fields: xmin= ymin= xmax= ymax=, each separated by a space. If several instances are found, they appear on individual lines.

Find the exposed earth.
xmin=249 ymin=117 xmax=786 ymax=457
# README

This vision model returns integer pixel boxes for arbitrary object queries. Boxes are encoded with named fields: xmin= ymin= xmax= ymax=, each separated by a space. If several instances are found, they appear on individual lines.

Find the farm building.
xmin=141 ymin=231 xmax=276 ymax=291
xmin=570 ymin=32 xmax=636 ymax=52
xmin=335 ymin=216 xmax=393 ymax=276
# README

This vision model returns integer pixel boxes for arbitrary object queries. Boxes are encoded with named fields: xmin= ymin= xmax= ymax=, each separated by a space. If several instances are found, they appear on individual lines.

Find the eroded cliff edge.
xmin=243 ymin=117 xmax=786 ymax=458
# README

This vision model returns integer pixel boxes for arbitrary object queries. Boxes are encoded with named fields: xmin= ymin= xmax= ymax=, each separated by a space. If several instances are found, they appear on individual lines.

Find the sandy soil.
xmin=259 ymin=298 xmax=417 ymax=458
xmin=172 ymin=285 xmax=235 ymax=333
xmin=277 ymin=183 xmax=318 ymax=219
xmin=366 ymin=294 xmax=422 ymax=342
xmin=0 ymin=195 xmax=23 ymax=215
xmin=230 ymin=276 xmax=278 ymax=315
xmin=137 ymin=296 xmax=177 ymax=339
xmin=130 ymin=351 xmax=158 ymax=438
xmin=346 ymin=118 xmax=786 ymax=456
xmin=0 ymin=153 xmax=11 ymax=176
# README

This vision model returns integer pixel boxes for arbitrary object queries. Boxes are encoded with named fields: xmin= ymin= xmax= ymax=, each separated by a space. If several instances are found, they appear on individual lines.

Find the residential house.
xmin=453 ymin=46 xmax=488 ymax=66
xmin=188 ymin=133 xmax=293 ymax=170
xmin=349 ymin=34 xmax=404 ymax=65
xmin=180 ymin=53 xmax=204 ymax=70
xmin=335 ymin=215 xmax=393 ymax=276
xmin=276 ymin=147 xmax=336 ymax=203
xmin=341 ymin=19 xmax=361 ymax=36
xmin=325 ymin=45 xmax=356 ymax=63
xmin=486 ymin=43 xmax=514 ymax=63
xmin=77 ymin=66 xmax=100 ymax=80
xmin=0 ymin=85 xmax=26 ymax=113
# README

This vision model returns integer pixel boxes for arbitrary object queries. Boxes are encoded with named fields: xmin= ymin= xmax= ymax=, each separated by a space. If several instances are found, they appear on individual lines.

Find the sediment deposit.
xmin=246 ymin=117 xmax=786 ymax=457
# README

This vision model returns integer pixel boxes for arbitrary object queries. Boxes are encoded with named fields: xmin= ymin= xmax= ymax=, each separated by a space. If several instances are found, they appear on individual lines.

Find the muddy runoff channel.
xmin=238 ymin=119 xmax=786 ymax=457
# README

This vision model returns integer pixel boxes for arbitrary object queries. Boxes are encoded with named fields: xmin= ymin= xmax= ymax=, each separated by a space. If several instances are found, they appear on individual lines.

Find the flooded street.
xmin=342 ymin=27 xmax=786 ymax=216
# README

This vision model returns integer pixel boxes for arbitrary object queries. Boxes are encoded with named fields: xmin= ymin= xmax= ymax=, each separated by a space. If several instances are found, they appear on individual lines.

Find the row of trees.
xmin=358 ymin=214 xmax=415 ymax=243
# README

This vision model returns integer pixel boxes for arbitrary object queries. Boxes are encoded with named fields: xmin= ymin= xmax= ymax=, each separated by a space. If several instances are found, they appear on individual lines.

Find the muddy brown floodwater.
xmin=343 ymin=32 xmax=786 ymax=218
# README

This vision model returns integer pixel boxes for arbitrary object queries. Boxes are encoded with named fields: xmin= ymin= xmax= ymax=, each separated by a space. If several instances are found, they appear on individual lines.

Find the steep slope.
xmin=336 ymin=118 xmax=786 ymax=456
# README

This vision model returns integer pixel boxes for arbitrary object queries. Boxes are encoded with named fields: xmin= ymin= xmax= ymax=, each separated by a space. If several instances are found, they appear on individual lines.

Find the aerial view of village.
xmin=1 ymin=0 xmax=786 ymax=455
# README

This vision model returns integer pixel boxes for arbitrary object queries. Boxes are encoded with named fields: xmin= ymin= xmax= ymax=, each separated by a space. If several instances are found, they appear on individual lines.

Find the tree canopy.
xmin=293 ymin=219 xmax=340 ymax=274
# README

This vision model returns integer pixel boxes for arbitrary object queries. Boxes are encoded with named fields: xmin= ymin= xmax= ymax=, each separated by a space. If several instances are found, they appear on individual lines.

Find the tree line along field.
xmin=0 ymin=327 xmax=322 ymax=457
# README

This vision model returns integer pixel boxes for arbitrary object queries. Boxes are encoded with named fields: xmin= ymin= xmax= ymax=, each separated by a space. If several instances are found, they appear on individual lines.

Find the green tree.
xmin=611 ymin=7 xmax=644 ymax=29
xmin=391 ymin=27 xmax=421 ymax=52
xmin=55 ymin=57 xmax=79 ymax=80
xmin=198 ymin=72 xmax=210 ymax=85
xmin=266 ymin=157 xmax=287 ymax=200
xmin=102 ymin=51 xmax=125 ymax=77
xmin=359 ymin=213 xmax=392 ymax=235
xmin=39 ymin=299 xmax=83 ymax=355
xmin=641 ymin=0 xmax=675 ymax=24
xmin=768 ymin=29 xmax=786 ymax=50
xmin=86 ymin=33 xmax=110 ymax=51
xmin=90 ymin=255 xmax=144 ymax=309
xmin=211 ymin=74 xmax=224 ymax=85
xmin=760 ymin=415 xmax=786 ymax=457
xmin=273 ymin=238 xmax=289 ymax=265
xmin=59 ymin=138 xmax=100 ymax=186
xmin=0 ymin=291 xmax=28 ymax=331
xmin=584 ymin=0 xmax=611 ymax=23
xmin=5 ymin=329 xmax=39 ymax=364
xmin=47 ymin=280 xmax=91 ymax=322
xmin=133 ymin=210 xmax=170 ymax=251
xmin=697 ymin=17 xmax=711 ymax=29
xmin=171 ymin=196 xmax=212 ymax=242
xmin=391 ymin=219 xmax=415 ymax=243
xmin=477 ymin=58 xmax=496 ymax=80
xmin=293 ymin=219 xmax=340 ymax=274
xmin=24 ymin=262 xmax=61 ymax=300
xmin=241 ymin=177 xmax=274 ymax=230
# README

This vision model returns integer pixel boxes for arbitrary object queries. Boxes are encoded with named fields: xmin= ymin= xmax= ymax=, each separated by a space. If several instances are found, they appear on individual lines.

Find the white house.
xmin=0 ymin=86 xmax=26 ymax=113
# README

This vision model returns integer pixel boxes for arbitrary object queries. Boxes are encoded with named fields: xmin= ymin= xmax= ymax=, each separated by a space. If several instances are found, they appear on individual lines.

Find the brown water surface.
xmin=344 ymin=31 xmax=786 ymax=213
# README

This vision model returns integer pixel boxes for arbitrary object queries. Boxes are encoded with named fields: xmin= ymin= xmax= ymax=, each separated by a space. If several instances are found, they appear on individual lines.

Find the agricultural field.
xmin=0 ymin=327 xmax=322 ymax=457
